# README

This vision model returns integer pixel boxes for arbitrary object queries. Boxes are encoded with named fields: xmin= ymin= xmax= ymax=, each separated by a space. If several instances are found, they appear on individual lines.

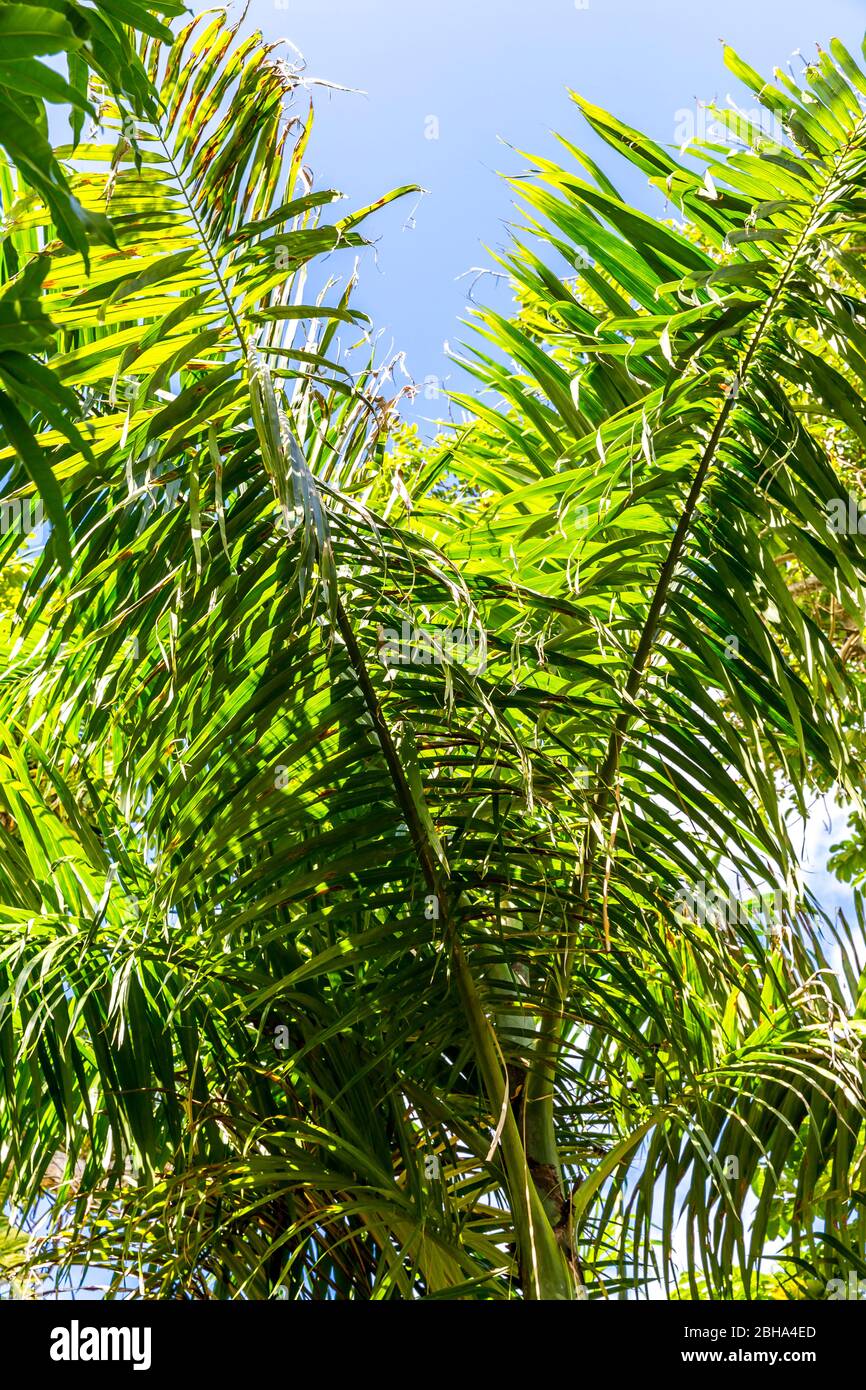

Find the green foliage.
xmin=0 ymin=11 xmax=865 ymax=1300
xmin=0 ymin=0 xmax=185 ymax=256
xmin=0 ymin=0 xmax=186 ymax=561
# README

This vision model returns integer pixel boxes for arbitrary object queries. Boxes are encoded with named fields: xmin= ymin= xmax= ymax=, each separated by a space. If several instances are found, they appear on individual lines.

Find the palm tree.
xmin=0 ymin=10 xmax=865 ymax=1299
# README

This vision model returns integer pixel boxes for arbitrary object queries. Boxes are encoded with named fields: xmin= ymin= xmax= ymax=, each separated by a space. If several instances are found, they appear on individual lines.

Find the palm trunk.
xmin=335 ymin=599 xmax=578 ymax=1299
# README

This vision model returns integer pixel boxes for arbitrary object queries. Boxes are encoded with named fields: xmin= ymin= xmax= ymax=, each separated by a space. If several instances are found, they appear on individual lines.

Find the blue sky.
xmin=243 ymin=0 xmax=866 ymax=426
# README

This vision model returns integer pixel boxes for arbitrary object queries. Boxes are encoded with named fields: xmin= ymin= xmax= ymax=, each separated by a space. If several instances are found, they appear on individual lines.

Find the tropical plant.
xmin=0 ymin=11 xmax=865 ymax=1300
xmin=0 ymin=0 xmax=187 ymax=561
